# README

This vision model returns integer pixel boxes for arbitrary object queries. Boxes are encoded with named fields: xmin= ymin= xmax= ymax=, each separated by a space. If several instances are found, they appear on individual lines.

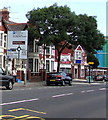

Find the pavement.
xmin=14 ymin=79 xmax=106 ymax=88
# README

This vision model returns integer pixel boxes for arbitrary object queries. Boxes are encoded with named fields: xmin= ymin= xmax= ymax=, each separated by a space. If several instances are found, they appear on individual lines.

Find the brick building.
xmin=55 ymin=45 xmax=87 ymax=79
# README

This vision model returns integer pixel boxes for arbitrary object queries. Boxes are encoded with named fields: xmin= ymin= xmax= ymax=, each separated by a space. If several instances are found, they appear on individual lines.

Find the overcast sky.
xmin=0 ymin=0 xmax=107 ymax=35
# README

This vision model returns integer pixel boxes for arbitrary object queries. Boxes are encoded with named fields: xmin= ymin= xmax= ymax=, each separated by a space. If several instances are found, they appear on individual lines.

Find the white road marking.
xmin=52 ymin=93 xmax=73 ymax=98
xmin=0 ymin=98 xmax=39 ymax=106
xmin=86 ymin=90 xmax=94 ymax=92
xmin=81 ymin=91 xmax=86 ymax=93
xmin=99 ymin=88 xmax=106 ymax=91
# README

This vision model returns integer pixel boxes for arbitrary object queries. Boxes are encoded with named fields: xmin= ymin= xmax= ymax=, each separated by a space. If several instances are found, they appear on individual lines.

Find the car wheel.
xmin=103 ymin=78 xmax=107 ymax=82
xmin=6 ymin=81 xmax=13 ymax=90
xmin=61 ymin=80 xmax=65 ymax=86
xmin=69 ymin=81 xmax=72 ymax=86
xmin=46 ymin=81 xmax=50 ymax=86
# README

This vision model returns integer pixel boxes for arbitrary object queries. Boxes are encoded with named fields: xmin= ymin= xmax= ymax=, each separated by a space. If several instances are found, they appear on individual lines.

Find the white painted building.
xmin=0 ymin=21 xmax=7 ymax=69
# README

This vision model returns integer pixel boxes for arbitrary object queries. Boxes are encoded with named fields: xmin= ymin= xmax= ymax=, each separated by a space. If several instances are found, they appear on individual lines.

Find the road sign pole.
xmin=17 ymin=46 xmax=21 ymax=68
xmin=89 ymin=65 xmax=91 ymax=84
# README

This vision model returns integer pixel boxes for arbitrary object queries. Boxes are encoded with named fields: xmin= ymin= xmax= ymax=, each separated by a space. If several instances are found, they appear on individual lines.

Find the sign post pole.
xmin=88 ymin=62 xmax=94 ymax=83
xmin=17 ymin=46 xmax=21 ymax=68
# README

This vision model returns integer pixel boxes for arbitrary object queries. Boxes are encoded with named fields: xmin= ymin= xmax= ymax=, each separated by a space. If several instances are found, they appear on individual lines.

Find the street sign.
xmin=88 ymin=62 xmax=94 ymax=65
xmin=8 ymin=31 xmax=28 ymax=59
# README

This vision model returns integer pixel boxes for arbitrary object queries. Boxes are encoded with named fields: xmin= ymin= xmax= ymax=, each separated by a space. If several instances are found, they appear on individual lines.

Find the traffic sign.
xmin=88 ymin=62 xmax=94 ymax=65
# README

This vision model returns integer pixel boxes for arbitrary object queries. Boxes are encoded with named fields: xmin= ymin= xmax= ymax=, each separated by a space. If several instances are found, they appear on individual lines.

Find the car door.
xmin=0 ymin=68 xmax=3 ymax=86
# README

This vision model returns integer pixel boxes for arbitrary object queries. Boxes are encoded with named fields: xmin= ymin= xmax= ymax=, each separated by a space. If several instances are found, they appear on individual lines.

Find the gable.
xmin=75 ymin=45 xmax=84 ymax=52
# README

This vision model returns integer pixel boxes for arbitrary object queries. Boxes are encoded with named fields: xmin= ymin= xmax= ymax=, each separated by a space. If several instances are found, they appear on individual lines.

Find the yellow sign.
xmin=88 ymin=62 xmax=94 ymax=65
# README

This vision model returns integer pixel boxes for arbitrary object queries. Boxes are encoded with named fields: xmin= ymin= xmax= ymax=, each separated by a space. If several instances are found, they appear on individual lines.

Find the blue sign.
xmin=8 ymin=49 xmax=12 ymax=51
xmin=75 ymin=60 xmax=81 ymax=64
xmin=7 ymin=55 xmax=11 ymax=59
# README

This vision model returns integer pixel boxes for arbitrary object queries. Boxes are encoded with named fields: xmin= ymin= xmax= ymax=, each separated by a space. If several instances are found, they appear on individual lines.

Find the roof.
xmin=0 ymin=8 xmax=28 ymax=31
xmin=7 ymin=23 xmax=28 ymax=31
xmin=75 ymin=45 xmax=84 ymax=52
xmin=3 ymin=19 xmax=28 ymax=31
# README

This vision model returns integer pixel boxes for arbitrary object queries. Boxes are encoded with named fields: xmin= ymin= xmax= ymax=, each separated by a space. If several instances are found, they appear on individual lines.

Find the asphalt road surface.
xmin=1 ymin=83 xmax=107 ymax=120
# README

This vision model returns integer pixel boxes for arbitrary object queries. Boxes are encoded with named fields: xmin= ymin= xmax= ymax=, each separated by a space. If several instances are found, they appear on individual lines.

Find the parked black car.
xmin=0 ymin=67 xmax=15 ymax=90
xmin=93 ymin=74 xmax=108 ymax=82
xmin=46 ymin=72 xmax=72 ymax=86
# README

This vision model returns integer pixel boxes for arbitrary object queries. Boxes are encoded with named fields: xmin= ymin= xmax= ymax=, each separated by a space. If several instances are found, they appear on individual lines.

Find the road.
xmin=0 ymin=83 xmax=107 ymax=120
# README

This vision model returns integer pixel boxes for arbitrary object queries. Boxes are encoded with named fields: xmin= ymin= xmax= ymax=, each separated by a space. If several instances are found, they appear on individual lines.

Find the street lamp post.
xmin=17 ymin=46 xmax=21 ymax=67
xmin=89 ymin=65 xmax=91 ymax=84
xmin=16 ymin=46 xmax=22 ymax=83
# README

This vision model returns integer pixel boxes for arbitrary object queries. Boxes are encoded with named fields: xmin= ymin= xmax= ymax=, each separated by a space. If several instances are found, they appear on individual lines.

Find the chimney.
xmin=0 ymin=8 xmax=9 ymax=21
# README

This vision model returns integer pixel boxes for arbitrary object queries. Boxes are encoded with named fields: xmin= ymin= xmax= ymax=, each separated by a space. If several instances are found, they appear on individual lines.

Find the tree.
xmin=87 ymin=53 xmax=99 ymax=69
xmin=76 ymin=14 xmax=106 ymax=66
xmin=26 ymin=4 xmax=106 ymax=71
xmin=27 ymin=4 xmax=78 ymax=71
xmin=77 ymin=14 xmax=105 ymax=54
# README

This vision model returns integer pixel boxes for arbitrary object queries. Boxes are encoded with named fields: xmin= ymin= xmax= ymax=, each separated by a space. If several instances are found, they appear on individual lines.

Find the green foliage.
xmin=26 ymin=3 xmax=106 ymax=71
xmin=77 ymin=14 xmax=106 ymax=53
xmin=27 ymin=4 xmax=77 ymax=47
xmin=87 ymin=53 xmax=99 ymax=69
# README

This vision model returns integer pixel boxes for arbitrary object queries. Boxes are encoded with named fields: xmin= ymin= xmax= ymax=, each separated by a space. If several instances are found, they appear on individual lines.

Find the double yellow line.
xmin=9 ymin=108 xmax=46 ymax=114
xmin=0 ymin=108 xmax=46 ymax=120
xmin=0 ymin=115 xmax=45 ymax=120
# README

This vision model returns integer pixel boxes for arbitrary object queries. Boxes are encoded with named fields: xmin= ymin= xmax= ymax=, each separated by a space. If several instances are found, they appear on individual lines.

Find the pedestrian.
xmin=12 ymin=67 xmax=17 ymax=76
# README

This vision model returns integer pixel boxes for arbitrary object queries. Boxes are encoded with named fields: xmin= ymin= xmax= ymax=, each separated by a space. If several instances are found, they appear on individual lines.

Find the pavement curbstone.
xmin=13 ymin=79 xmax=104 ymax=88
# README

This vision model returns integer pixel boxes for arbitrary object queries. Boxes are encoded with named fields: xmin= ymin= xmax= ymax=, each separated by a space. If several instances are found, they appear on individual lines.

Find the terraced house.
xmin=0 ymin=8 xmax=28 ymax=71
xmin=0 ymin=8 xmax=88 ymax=81
xmin=0 ymin=8 xmax=8 ymax=69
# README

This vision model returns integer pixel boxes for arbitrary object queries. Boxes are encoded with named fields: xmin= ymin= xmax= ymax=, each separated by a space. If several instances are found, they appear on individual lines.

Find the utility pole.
xmin=88 ymin=62 xmax=94 ymax=83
